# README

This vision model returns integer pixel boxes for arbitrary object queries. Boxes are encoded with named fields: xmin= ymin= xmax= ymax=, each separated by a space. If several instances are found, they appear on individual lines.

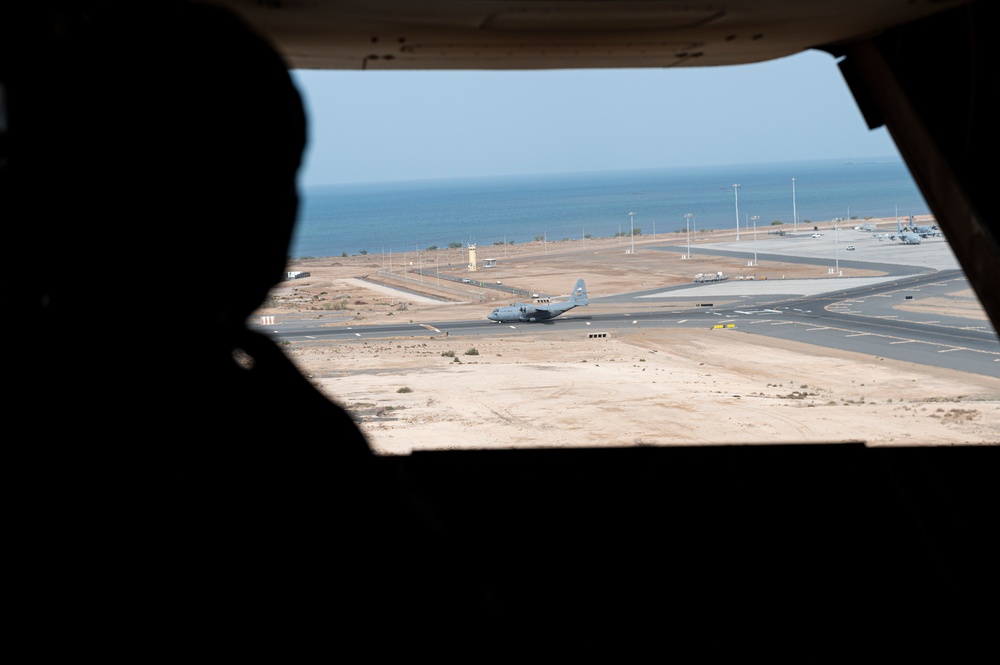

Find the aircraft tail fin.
xmin=570 ymin=278 xmax=589 ymax=305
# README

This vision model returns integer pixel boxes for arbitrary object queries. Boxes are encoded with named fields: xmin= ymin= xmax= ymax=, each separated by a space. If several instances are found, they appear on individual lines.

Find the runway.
xmin=266 ymin=233 xmax=1000 ymax=377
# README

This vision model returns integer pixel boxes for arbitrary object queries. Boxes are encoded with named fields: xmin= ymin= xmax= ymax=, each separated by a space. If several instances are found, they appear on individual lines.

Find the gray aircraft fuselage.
xmin=488 ymin=279 xmax=588 ymax=322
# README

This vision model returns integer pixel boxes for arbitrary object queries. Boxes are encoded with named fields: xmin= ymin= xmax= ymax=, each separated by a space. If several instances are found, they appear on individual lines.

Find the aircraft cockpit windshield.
xmin=245 ymin=7 xmax=997 ymax=452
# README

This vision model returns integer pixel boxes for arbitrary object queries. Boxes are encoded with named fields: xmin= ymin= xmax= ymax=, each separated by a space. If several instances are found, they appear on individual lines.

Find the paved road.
xmin=264 ymin=235 xmax=1000 ymax=378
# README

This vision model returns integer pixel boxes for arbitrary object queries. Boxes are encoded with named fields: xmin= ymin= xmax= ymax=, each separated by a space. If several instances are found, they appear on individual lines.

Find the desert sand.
xmin=256 ymin=217 xmax=1000 ymax=453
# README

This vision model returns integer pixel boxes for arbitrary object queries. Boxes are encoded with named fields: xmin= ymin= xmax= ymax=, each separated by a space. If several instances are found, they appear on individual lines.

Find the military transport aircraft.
xmin=488 ymin=279 xmax=588 ymax=322
xmin=890 ymin=216 xmax=923 ymax=244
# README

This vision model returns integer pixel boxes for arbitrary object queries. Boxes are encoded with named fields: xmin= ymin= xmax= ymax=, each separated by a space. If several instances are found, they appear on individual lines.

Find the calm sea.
xmin=290 ymin=157 xmax=930 ymax=259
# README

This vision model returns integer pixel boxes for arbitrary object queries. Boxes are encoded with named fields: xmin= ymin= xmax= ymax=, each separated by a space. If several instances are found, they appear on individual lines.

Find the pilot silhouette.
xmin=9 ymin=1 xmax=468 ymax=628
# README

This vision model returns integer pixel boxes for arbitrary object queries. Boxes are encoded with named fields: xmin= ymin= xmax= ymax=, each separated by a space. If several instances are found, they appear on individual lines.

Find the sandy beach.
xmin=256 ymin=217 xmax=1000 ymax=452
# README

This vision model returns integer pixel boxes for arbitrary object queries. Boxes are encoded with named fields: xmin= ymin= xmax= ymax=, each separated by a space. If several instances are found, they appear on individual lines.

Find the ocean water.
xmin=290 ymin=157 xmax=930 ymax=259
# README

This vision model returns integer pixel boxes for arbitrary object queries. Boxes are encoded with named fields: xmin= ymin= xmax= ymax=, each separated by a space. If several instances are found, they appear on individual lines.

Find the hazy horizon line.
xmin=299 ymin=154 xmax=906 ymax=189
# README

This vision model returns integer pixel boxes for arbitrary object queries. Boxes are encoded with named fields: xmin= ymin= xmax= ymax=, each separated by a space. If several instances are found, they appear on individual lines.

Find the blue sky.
xmin=290 ymin=49 xmax=901 ymax=187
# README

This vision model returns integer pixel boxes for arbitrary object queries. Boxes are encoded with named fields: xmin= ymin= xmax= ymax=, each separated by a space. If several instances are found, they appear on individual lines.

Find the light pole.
xmin=684 ymin=213 xmax=693 ymax=258
xmin=833 ymin=217 xmax=842 ymax=274
xmin=733 ymin=183 xmax=741 ymax=240
xmin=751 ymin=215 xmax=759 ymax=265
xmin=792 ymin=177 xmax=798 ymax=232
xmin=629 ymin=211 xmax=635 ymax=254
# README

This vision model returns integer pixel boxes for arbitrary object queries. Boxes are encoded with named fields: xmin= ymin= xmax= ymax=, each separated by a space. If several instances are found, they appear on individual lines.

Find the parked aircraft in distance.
xmin=912 ymin=225 xmax=941 ymax=237
xmin=889 ymin=216 xmax=923 ymax=244
xmin=488 ymin=279 xmax=588 ymax=322
xmin=901 ymin=215 xmax=941 ymax=237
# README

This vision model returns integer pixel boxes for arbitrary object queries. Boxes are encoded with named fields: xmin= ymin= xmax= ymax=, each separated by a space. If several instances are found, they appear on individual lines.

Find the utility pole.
xmin=733 ymin=183 xmax=741 ymax=240
xmin=792 ymin=177 xmax=798 ymax=232
xmin=684 ymin=213 xmax=693 ymax=259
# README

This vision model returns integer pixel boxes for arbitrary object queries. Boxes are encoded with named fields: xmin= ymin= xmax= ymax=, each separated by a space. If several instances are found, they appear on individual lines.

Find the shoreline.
xmin=291 ymin=214 xmax=938 ymax=263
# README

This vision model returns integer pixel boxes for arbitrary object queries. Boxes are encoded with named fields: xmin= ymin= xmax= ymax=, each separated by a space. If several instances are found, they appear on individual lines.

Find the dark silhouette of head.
xmin=10 ymin=2 xmax=379 ymax=446
xmin=28 ymin=2 xmax=306 ymax=330
xmin=9 ymin=5 xmax=443 ymax=553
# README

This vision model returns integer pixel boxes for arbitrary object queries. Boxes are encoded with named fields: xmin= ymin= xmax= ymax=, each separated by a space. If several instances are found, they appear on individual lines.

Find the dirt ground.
xmin=256 ymin=217 xmax=1000 ymax=453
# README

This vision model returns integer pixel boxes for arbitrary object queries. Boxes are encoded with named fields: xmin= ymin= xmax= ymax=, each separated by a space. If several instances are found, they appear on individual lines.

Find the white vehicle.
xmin=811 ymin=233 xmax=823 ymax=238
xmin=846 ymin=245 xmax=856 ymax=251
